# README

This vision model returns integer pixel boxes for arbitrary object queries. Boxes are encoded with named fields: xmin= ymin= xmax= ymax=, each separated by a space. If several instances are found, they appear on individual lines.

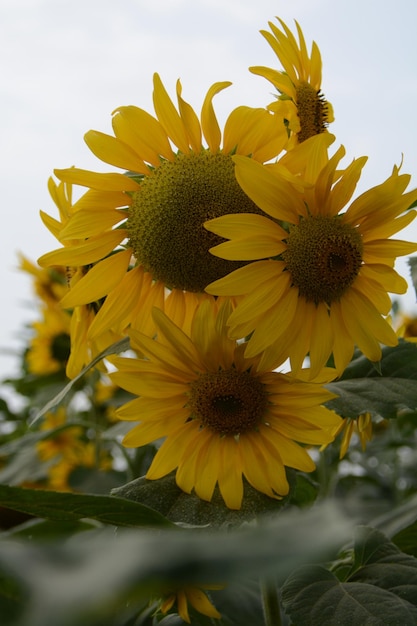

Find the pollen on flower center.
xmin=283 ymin=215 xmax=363 ymax=304
xmin=188 ymin=368 xmax=268 ymax=436
xmin=296 ymin=81 xmax=330 ymax=142
xmin=127 ymin=151 xmax=262 ymax=293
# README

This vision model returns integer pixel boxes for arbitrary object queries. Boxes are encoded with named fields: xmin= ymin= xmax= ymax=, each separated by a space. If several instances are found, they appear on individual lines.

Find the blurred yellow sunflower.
xmin=38 ymin=73 xmax=288 ymax=341
xmin=250 ymin=18 xmax=334 ymax=146
xmin=159 ymin=584 xmax=222 ymax=623
xmin=37 ymin=408 xmax=113 ymax=491
xmin=396 ymin=312 xmax=417 ymax=343
xmin=18 ymin=254 xmax=68 ymax=307
xmin=205 ymin=143 xmax=417 ymax=377
xmin=330 ymin=412 xmax=374 ymax=459
xmin=26 ymin=306 xmax=71 ymax=376
xmin=38 ymin=177 xmax=125 ymax=378
xmin=110 ymin=299 xmax=340 ymax=510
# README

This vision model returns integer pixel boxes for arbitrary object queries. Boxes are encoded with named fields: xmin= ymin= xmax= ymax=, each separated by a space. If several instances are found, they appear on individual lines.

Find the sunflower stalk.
xmin=260 ymin=575 xmax=282 ymax=626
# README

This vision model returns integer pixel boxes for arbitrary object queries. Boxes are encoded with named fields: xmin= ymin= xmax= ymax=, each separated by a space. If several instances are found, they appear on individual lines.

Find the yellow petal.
xmin=217 ymin=437 xmax=243 ymax=509
xmin=233 ymin=155 xmax=305 ymax=222
xmin=201 ymin=81 xmax=231 ymax=152
xmin=84 ymin=130 xmax=149 ymax=174
xmin=60 ymin=249 xmax=131 ymax=307
xmin=112 ymin=105 xmax=174 ymax=164
xmin=87 ymin=266 xmax=143 ymax=338
xmin=176 ymin=79 xmax=202 ymax=152
xmin=54 ymin=168 xmax=140 ymax=191
xmin=60 ymin=207 xmax=128 ymax=239
xmin=38 ymin=230 xmax=125 ymax=267
xmin=206 ymin=260 xmax=284 ymax=296
xmin=153 ymin=73 xmax=189 ymax=153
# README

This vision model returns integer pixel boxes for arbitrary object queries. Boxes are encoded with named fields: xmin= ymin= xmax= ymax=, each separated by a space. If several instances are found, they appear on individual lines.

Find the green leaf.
xmin=111 ymin=473 xmax=290 ymax=527
xmin=0 ymin=484 xmax=174 ymax=528
xmin=282 ymin=526 xmax=417 ymax=625
xmin=392 ymin=521 xmax=417 ymax=558
xmin=326 ymin=340 xmax=417 ymax=419
xmin=29 ymin=337 xmax=130 ymax=426
xmin=282 ymin=564 xmax=417 ymax=626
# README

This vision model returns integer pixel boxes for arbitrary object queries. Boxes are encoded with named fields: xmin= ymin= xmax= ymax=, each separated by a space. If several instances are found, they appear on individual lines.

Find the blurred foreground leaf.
xmin=0 ymin=502 xmax=352 ymax=626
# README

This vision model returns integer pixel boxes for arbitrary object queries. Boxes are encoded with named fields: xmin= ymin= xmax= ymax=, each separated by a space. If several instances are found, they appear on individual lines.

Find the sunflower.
xmin=109 ymin=299 xmax=340 ymax=510
xmin=36 ymin=408 xmax=113 ymax=491
xmin=205 ymin=141 xmax=417 ymax=377
xmin=37 ymin=74 xmax=288 ymax=341
xmin=159 ymin=584 xmax=222 ymax=623
xmin=38 ymin=177 xmax=125 ymax=378
xmin=250 ymin=17 xmax=334 ymax=146
xmin=18 ymin=254 xmax=68 ymax=307
xmin=332 ymin=412 xmax=374 ymax=459
xmin=26 ymin=306 xmax=71 ymax=376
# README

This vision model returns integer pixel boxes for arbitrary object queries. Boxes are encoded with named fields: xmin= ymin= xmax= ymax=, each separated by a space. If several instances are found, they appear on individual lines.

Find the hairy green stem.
xmin=260 ymin=576 xmax=282 ymax=626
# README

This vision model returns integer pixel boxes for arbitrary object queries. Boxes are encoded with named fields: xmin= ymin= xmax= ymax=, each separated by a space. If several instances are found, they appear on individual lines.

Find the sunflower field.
xmin=1 ymin=15 xmax=417 ymax=626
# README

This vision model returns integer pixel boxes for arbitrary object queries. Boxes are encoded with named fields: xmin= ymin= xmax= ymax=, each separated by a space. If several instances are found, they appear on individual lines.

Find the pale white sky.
xmin=1 ymin=0 xmax=416 ymax=382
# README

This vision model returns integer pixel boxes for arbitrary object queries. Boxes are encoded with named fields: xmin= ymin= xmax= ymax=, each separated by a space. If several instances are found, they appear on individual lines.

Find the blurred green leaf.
xmin=0 ymin=502 xmax=352 ymax=626
xmin=392 ymin=521 xmax=417 ymax=558
xmin=0 ymin=485 xmax=174 ymax=528
xmin=282 ymin=526 xmax=417 ymax=625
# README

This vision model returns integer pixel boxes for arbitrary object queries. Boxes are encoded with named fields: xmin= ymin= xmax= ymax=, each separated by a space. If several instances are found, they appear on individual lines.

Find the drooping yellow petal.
xmin=186 ymin=587 xmax=221 ymax=620
xmin=176 ymin=79 xmax=202 ymax=152
xmin=217 ymin=437 xmax=243 ymax=510
xmin=340 ymin=288 xmax=398 ymax=361
xmin=200 ymin=81 xmax=231 ymax=153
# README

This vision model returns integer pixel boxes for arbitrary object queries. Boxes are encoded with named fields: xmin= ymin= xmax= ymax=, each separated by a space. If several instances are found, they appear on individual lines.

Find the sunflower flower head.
xmin=158 ymin=584 xmax=223 ymax=623
xmin=109 ymin=298 xmax=341 ymax=510
xmin=38 ymin=74 xmax=288 ymax=342
xmin=205 ymin=140 xmax=417 ymax=377
xmin=26 ymin=306 xmax=71 ymax=376
xmin=250 ymin=18 xmax=334 ymax=146
xmin=330 ymin=412 xmax=374 ymax=459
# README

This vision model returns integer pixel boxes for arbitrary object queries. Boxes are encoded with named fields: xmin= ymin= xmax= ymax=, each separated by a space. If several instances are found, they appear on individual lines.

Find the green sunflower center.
xmin=127 ymin=151 xmax=262 ymax=293
xmin=295 ymin=81 xmax=330 ymax=142
xmin=188 ymin=368 xmax=267 ymax=436
xmin=283 ymin=215 xmax=363 ymax=304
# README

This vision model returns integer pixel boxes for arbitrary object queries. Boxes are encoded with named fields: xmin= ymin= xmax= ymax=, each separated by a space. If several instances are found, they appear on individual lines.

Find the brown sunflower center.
xmin=295 ymin=81 xmax=330 ymax=143
xmin=283 ymin=215 xmax=363 ymax=304
xmin=188 ymin=368 xmax=267 ymax=436
xmin=127 ymin=151 xmax=262 ymax=293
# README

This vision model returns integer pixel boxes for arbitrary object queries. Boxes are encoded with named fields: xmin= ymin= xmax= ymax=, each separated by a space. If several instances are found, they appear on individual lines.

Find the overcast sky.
xmin=1 ymin=0 xmax=416 ymax=383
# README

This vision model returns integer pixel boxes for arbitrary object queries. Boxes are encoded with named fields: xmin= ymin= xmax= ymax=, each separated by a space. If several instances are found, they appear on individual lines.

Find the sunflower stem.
xmin=260 ymin=575 xmax=282 ymax=626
